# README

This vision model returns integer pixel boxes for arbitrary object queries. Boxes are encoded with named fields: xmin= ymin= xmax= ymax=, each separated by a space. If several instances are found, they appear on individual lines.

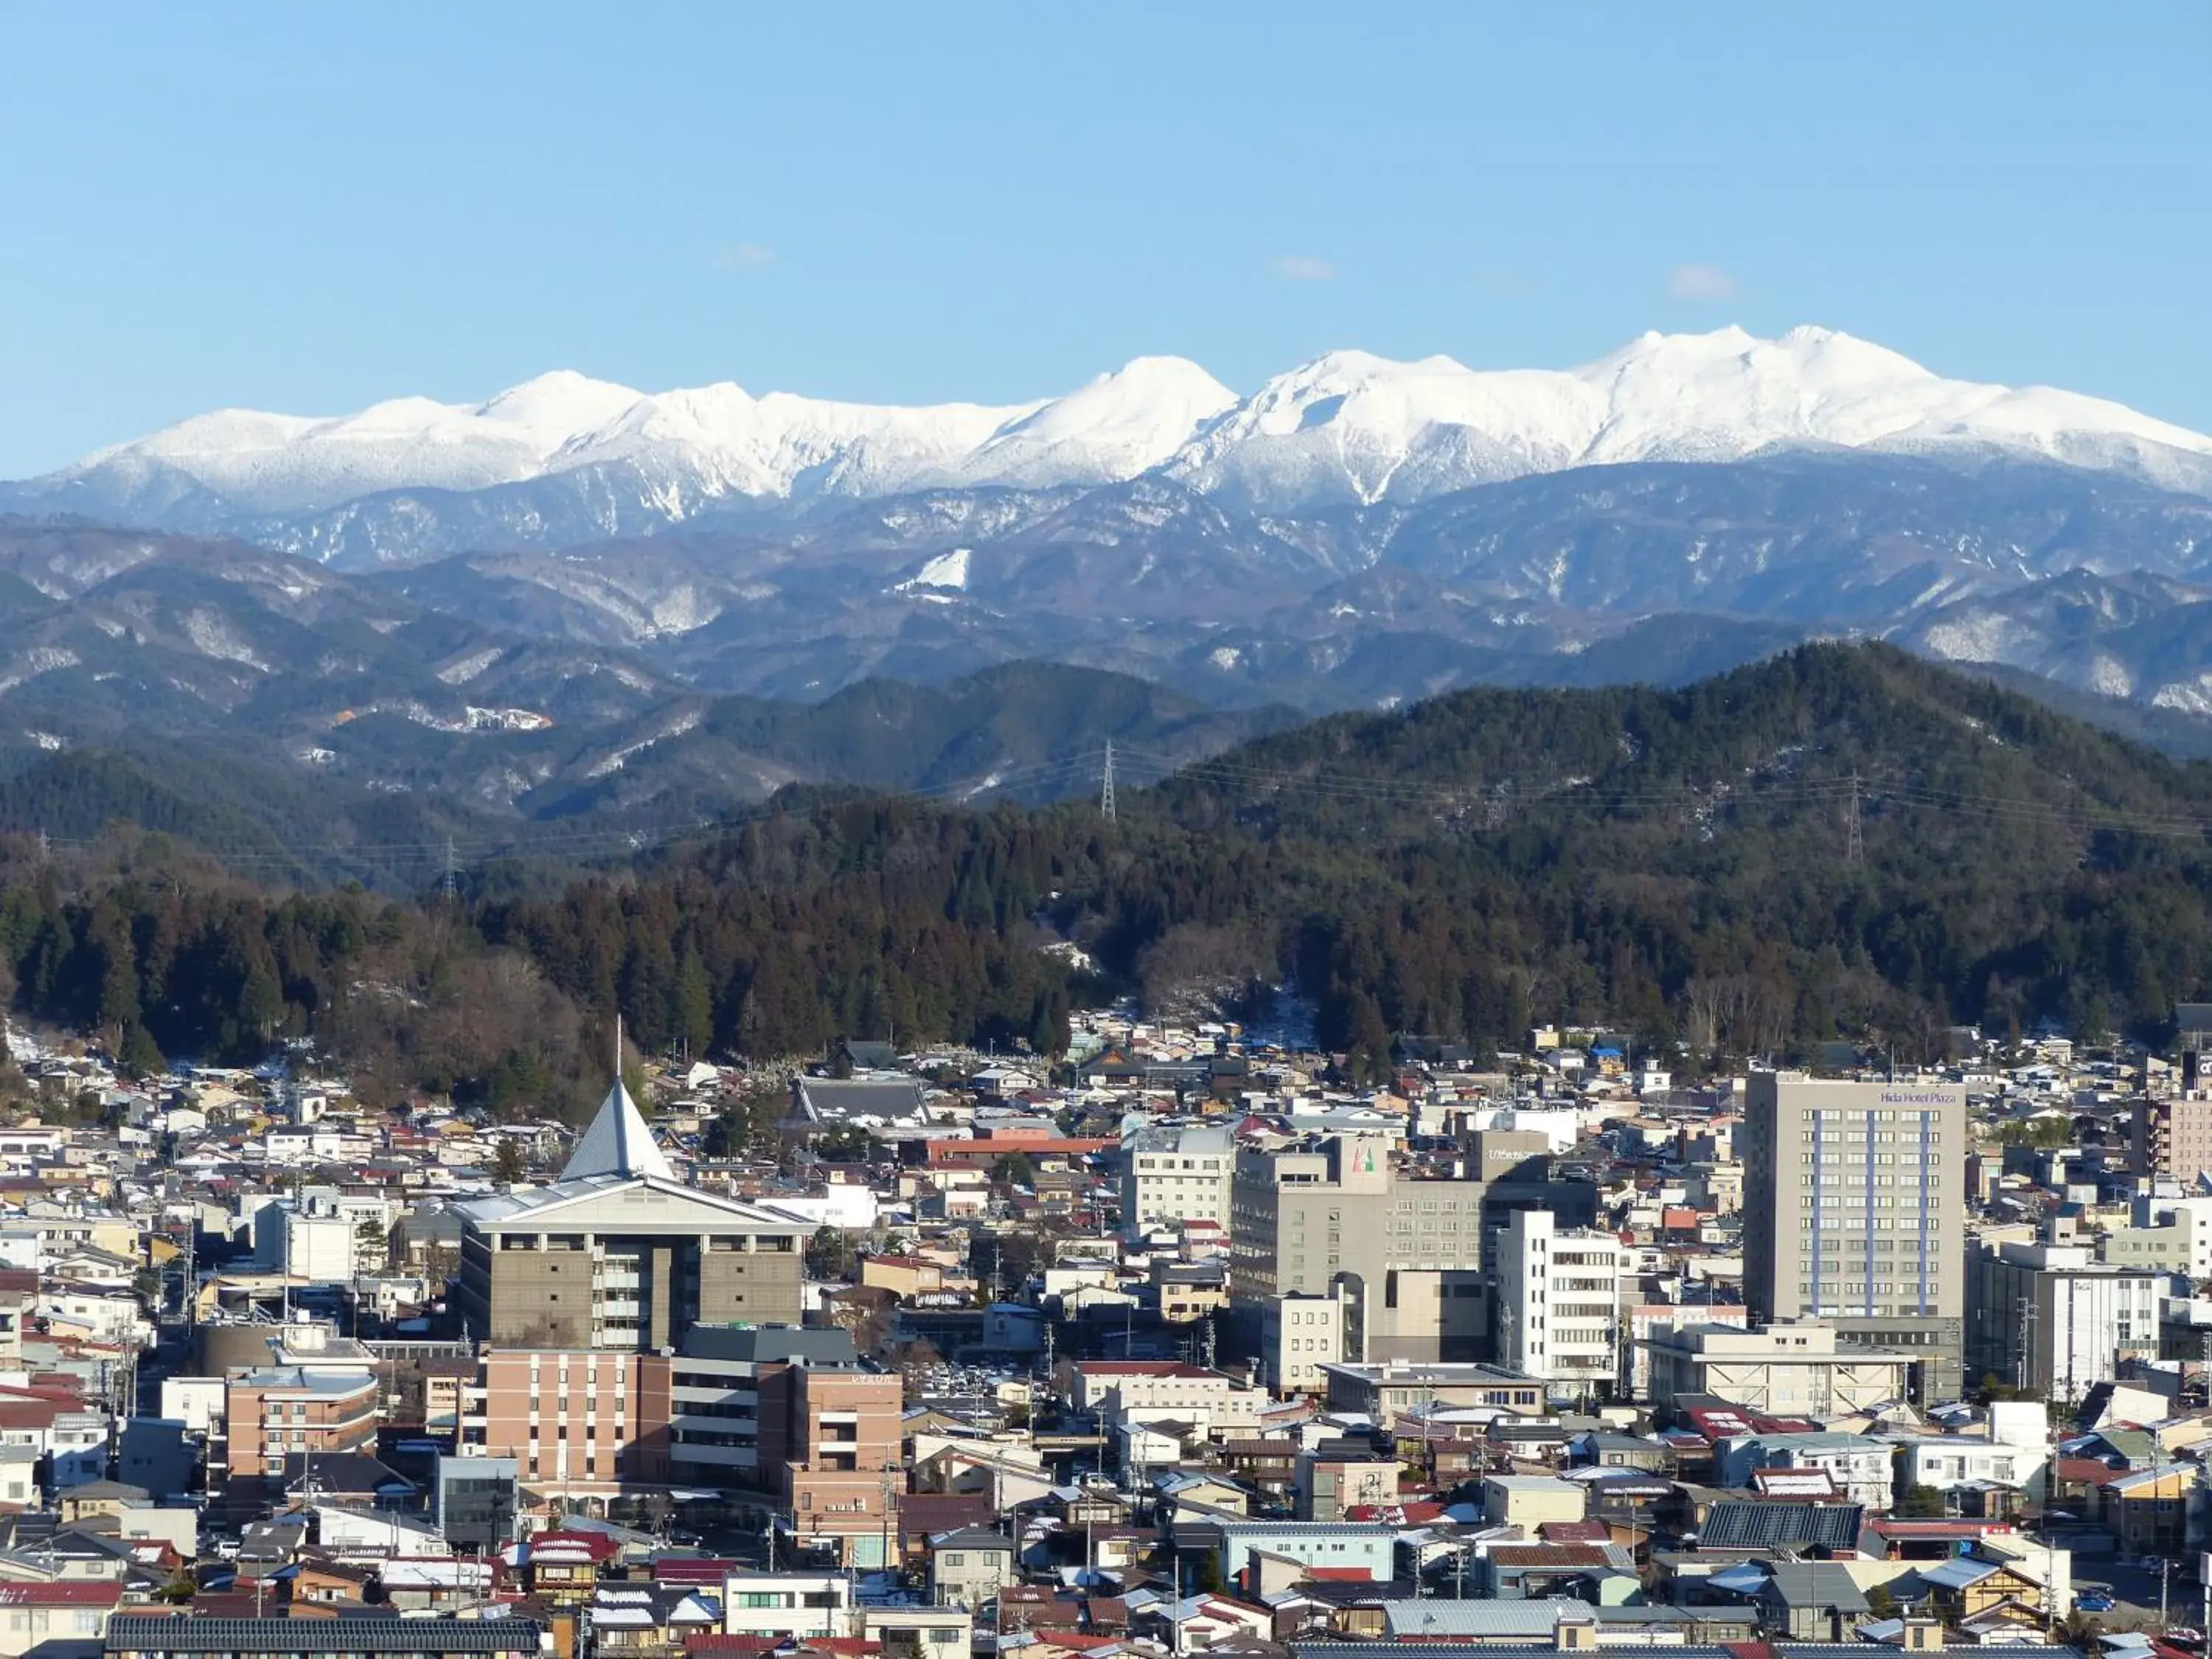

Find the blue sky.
xmin=1 ymin=1 xmax=2206 ymax=476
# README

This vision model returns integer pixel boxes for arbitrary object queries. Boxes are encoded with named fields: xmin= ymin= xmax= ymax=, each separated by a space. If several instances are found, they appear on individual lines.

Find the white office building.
xmin=1966 ymin=1240 xmax=2166 ymax=1404
xmin=1262 ymin=1291 xmax=1346 ymax=1394
xmin=1121 ymin=1121 xmax=1235 ymax=1242
xmin=1497 ymin=1209 xmax=1626 ymax=1388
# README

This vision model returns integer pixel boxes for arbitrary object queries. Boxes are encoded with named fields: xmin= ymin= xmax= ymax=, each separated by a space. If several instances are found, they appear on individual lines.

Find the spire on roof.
xmin=559 ymin=1028 xmax=672 ymax=1183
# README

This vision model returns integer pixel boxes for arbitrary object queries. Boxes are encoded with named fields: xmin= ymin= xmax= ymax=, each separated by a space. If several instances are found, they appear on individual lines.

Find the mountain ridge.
xmin=13 ymin=327 xmax=2211 ymax=556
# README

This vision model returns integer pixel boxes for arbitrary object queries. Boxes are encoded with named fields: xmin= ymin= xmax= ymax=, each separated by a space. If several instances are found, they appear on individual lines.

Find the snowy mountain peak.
xmin=962 ymin=355 xmax=1237 ymax=486
xmin=476 ymin=369 xmax=644 ymax=431
xmin=16 ymin=327 xmax=2212 ymax=546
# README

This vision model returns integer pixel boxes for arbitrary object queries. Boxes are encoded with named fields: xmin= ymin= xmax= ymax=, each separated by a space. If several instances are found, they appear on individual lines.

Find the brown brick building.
xmin=469 ymin=1349 xmax=675 ymax=1489
xmin=222 ymin=1368 xmax=380 ymax=1479
xmin=461 ymin=1324 xmax=902 ymax=1562
xmin=2132 ymin=1093 xmax=2212 ymax=1186
xmin=765 ymin=1363 xmax=905 ymax=1565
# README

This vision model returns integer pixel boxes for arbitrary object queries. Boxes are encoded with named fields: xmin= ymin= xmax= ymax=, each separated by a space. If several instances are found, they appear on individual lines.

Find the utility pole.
xmin=1100 ymin=741 xmax=1116 ymax=824
xmin=1846 ymin=770 xmax=1863 ymax=867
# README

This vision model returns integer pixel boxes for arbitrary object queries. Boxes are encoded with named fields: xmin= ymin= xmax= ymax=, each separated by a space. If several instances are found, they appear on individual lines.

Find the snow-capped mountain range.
xmin=12 ymin=325 xmax=2212 ymax=759
xmin=13 ymin=326 xmax=2212 ymax=546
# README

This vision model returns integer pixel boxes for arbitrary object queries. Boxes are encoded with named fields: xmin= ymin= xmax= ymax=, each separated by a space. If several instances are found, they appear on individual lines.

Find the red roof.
xmin=1343 ymin=1502 xmax=1446 ymax=1525
xmin=526 ymin=1528 xmax=622 ymax=1560
xmin=0 ymin=1582 xmax=123 ymax=1607
xmin=2055 ymin=1457 xmax=2124 ymax=1486
xmin=1685 ymin=1407 xmax=1756 ymax=1440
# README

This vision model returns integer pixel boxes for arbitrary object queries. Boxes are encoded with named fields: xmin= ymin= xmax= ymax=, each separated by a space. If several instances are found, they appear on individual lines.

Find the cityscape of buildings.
xmin=4 ymin=1006 xmax=2212 ymax=1659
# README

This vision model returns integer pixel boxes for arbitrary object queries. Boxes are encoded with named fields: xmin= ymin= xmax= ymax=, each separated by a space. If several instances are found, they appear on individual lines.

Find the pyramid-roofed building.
xmin=453 ymin=1061 xmax=812 ymax=1352
xmin=560 ymin=1076 xmax=674 ymax=1183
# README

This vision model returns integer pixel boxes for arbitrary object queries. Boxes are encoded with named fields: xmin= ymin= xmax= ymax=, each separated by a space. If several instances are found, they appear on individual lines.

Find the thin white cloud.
xmin=712 ymin=243 xmax=776 ymax=272
xmin=1273 ymin=254 xmax=1335 ymax=282
xmin=1666 ymin=262 xmax=1738 ymax=303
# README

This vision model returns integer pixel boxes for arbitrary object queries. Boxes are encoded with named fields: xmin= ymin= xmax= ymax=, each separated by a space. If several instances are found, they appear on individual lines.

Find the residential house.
xmin=928 ymin=1528 xmax=1015 ymax=1610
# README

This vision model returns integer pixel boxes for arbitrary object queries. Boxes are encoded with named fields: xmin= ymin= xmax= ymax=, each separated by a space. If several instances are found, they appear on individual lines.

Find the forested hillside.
xmin=4 ymin=644 xmax=2211 ymax=1109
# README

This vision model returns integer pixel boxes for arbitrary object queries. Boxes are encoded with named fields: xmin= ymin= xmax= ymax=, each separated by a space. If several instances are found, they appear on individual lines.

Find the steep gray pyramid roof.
xmin=560 ymin=1077 xmax=674 ymax=1183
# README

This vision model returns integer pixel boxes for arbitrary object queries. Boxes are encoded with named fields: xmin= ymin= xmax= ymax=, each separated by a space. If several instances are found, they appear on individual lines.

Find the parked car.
xmin=2078 ymin=1593 xmax=2115 ymax=1613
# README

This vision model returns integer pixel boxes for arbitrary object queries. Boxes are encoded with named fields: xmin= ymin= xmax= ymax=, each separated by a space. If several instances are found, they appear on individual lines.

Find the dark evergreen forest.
xmin=4 ymin=644 xmax=2210 ymax=1111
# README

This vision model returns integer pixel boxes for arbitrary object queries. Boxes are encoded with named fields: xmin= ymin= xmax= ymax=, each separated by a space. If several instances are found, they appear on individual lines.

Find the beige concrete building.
xmin=454 ymin=1077 xmax=809 ymax=1349
xmin=1742 ymin=1074 xmax=1966 ymax=1399
xmin=2101 ymin=1193 xmax=2212 ymax=1281
xmin=1228 ymin=1133 xmax=1592 ymax=1363
xmin=1481 ymin=1474 xmax=1586 ymax=1530
xmin=1643 ymin=1320 xmax=1916 ymax=1415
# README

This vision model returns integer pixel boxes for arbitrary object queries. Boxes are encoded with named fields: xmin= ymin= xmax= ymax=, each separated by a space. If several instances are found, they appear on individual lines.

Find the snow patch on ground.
xmin=894 ymin=547 xmax=972 ymax=593
xmin=181 ymin=607 xmax=271 ymax=671
xmin=1919 ymin=613 xmax=2024 ymax=662
xmin=2150 ymin=676 xmax=2212 ymax=714
xmin=2085 ymin=655 xmax=2135 ymax=699
xmin=437 ymin=646 xmax=506 ymax=684
xmin=646 ymin=586 xmax=723 ymax=636
xmin=584 ymin=708 xmax=703 ymax=777
xmin=0 ymin=647 xmax=81 ymax=696
xmin=462 ymin=706 xmax=554 ymax=731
